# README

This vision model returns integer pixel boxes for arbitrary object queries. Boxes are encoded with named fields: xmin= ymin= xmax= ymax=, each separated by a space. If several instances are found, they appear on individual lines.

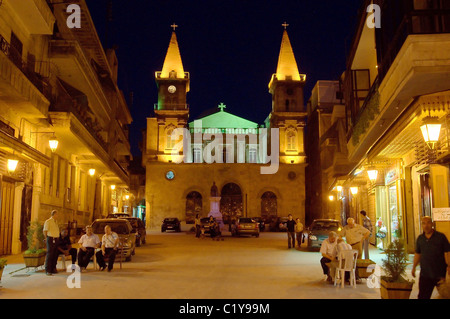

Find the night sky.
xmin=86 ymin=0 xmax=363 ymax=156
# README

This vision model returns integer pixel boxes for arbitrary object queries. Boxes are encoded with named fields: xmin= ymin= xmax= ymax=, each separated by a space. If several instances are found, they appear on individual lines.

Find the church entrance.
xmin=185 ymin=191 xmax=202 ymax=224
xmin=261 ymin=191 xmax=277 ymax=224
xmin=220 ymin=183 xmax=243 ymax=226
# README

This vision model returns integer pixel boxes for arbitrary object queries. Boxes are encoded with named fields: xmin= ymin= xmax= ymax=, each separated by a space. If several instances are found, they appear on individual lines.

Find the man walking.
xmin=360 ymin=210 xmax=373 ymax=259
xmin=286 ymin=214 xmax=296 ymax=249
xmin=43 ymin=210 xmax=60 ymax=276
xmin=412 ymin=216 xmax=450 ymax=299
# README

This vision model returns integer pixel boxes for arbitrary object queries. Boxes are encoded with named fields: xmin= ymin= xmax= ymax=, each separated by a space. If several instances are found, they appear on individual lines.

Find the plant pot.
xmin=356 ymin=259 xmax=376 ymax=278
xmin=0 ymin=268 xmax=3 ymax=282
xmin=380 ymin=279 xmax=414 ymax=299
xmin=23 ymin=251 xmax=47 ymax=268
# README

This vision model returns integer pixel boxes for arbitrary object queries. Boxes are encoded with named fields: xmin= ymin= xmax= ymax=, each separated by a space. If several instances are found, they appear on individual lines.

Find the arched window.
xmin=186 ymin=191 xmax=202 ymax=224
xmin=261 ymin=191 xmax=277 ymax=221
xmin=286 ymin=128 xmax=297 ymax=151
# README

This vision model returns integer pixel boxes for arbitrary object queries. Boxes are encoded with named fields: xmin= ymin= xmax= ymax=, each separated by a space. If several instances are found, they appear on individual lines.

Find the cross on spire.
xmin=282 ymin=21 xmax=289 ymax=30
xmin=171 ymin=23 xmax=178 ymax=31
xmin=218 ymin=103 xmax=226 ymax=112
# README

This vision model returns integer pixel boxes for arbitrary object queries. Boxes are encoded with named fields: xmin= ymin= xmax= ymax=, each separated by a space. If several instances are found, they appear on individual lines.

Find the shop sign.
xmin=385 ymin=168 xmax=399 ymax=184
xmin=432 ymin=208 xmax=450 ymax=221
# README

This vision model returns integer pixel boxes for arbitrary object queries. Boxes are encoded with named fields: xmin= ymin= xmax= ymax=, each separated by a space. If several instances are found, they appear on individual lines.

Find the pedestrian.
xmin=320 ymin=231 xmax=338 ymax=282
xmin=295 ymin=218 xmax=304 ymax=248
xmin=412 ymin=216 xmax=450 ymax=299
xmin=195 ymin=214 xmax=201 ymax=238
xmin=57 ymin=229 xmax=77 ymax=266
xmin=77 ymin=226 xmax=101 ymax=271
xmin=286 ymin=214 xmax=296 ymax=249
xmin=43 ymin=210 xmax=60 ymax=276
xmin=340 ymin=217 xmax=370 ymax=261
xmin=360 ymin=210 xmax=373 ymax=259
xmin=96 ymin=225 xmax=120 ymax=272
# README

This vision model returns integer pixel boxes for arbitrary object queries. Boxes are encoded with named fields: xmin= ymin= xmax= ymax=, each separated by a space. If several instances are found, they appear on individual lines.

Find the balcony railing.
xmin=154 ymin=103 xmax=189 ymax=110
xmin=377 ymin=4 xmax=450 ymax=81
xmin=0 ymin=33 xmax=52 ymax=100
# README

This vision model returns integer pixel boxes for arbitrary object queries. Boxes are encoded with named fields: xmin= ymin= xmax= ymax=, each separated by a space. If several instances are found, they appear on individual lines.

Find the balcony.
xmin=8 ymin=0 xmax=55 ymax=35
xmin=0 ymin=33 xmax=51 ymax=117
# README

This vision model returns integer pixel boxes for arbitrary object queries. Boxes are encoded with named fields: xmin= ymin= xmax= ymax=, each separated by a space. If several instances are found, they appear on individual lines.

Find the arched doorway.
xmin=186 ymin=191 xmax=202 ymax=224
xmin=261 ymin=191 xmax=277 ymax=224
xmin=220 ymin=183 xmax=243 ymax=225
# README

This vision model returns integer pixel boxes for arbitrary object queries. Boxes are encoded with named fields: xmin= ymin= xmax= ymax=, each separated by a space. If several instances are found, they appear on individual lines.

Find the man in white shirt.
xmin=43 ymin=210 xmax=60 ymax=276
xmin=77 ymin=226 xmax=100 ymax=269
xmin=341 ymin=218 xmax=370 ymax=260
xmin=320 ymin=231 xmax=338 ymax=281
xmin=96 ymin=225 xmax=119 ymax=272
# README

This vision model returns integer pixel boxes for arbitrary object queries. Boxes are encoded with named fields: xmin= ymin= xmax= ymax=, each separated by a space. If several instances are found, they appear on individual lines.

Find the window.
xmin=286 ymin=129 xmax=297 ymax=151
xmin=248 ymin=147 xmax=257 ymax=163
xmin=193 ymin=147 xmax=202 ymax=163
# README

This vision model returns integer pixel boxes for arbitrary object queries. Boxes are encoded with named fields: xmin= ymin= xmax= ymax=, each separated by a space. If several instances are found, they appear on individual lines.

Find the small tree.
xmin=0 ymin=258 xmax=7 ymax=269
xmin=25 ymin=221 xmax=46 ymax=254
xmin=381 ymin=239 xmax=412 ymax=283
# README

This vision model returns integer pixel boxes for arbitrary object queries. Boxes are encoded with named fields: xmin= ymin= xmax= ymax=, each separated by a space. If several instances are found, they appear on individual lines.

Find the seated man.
xmin=330 ymin=236 xmax=353 ymax=283
xmin=77 ymin=226 xmax=101 ymax=270
xmin=320 ymin=231 xmax=338 ymax=282
xmin=96 ymin=225 xmax=119 ymax=272
xmin=58 ymin=229 xmax=77 ymax=266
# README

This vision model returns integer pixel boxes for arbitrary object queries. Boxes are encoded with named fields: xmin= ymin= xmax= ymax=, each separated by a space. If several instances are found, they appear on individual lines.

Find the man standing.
xmin=295 ymin=218 xmax=304 ymax=248
xmin=412 ymin=216 xmax=450 ymax=299
xmin=77 ymin=226 xmax=101 ymax=270
xmin=341 ymin=217 xmax=370 ymax=260
xmin=286 ymin=214 xmax=296 ymax=249
xmin=360 ymin=210 xmax=373 ymax=259
xmin=43 ymin=210 xmax=60 ymax=276
xmin=320 ymin=231 xmax=338 ymax=282
xmin=96 ymin=225 xmax=120 ymax=272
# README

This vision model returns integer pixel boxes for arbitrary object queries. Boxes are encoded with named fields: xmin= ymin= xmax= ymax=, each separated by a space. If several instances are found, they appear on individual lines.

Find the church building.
xmin=143 ymin=26 xmax=308 ymax=229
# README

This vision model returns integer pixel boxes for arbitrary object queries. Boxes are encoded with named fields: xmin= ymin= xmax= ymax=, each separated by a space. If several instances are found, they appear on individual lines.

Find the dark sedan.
xmin=161 ymin=218 xmax=181 ymax=232
xmin=306 ymin=219 xmax=343 ymax=249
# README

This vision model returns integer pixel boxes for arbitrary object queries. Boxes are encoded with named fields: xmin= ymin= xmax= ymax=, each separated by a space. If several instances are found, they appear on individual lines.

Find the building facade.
xmin=0 ymin=0 xmax=132 ymax=255
xmin=306 ymin=0 xmax=450 ymax=253
xmin=143 ymin=29 xmax=307 ymax=229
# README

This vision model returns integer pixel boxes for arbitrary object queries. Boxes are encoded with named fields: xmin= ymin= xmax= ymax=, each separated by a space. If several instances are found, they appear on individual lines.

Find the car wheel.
xmin=126 ymin=255 xmax=132 ymax=262
xmin=255 ymin=234 xmax=259 ymax=238
xmin=136 ymin=238 xmax=141 ymax=247
xmin=142 ymin=236 xmax=146 ymax=244
xmin=161 ymin=228 xmax=165 ymax=232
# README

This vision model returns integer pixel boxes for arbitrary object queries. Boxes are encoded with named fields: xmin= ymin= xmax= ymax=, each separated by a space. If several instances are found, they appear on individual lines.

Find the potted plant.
xmin=380 ymin=239 xmax=414 ymax=299
xmin=23 ymin=221 xmax=47 ymax=268
xmin=0 ymin=258 xmax=7 ymax=282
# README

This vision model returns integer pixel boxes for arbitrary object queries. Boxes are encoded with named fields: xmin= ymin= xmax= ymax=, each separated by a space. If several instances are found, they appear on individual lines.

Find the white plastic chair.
xmin=334 ymin=249 xmax=359 ymax=288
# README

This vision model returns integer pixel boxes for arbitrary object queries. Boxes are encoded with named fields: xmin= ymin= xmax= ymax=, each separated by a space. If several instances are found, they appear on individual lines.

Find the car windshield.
xmin=239 ymin=218 xmax=254 ymax=223
xmin=92 ymin=221 xmax=129 ymax=234
xmin=164 ymin=218 xmax=178 ymax=223
xmin=311 ymin=221 xmax=339 ymax=231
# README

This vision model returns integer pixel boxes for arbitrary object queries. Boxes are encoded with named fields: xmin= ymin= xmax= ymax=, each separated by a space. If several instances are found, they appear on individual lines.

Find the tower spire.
xmin=160 ymin=25 xmax=185 ymax=79
xmin=275 ymin=28 xmax=301 ymax=82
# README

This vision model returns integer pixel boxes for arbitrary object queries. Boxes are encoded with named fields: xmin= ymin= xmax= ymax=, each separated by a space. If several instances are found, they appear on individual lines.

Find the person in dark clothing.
xmin=286 ymin=214 xmax=296 ymax=249
xmin=412 ymin=216 xmax=450 ymax=299
xmin=57 ymin=229 xmax=77 ymax=265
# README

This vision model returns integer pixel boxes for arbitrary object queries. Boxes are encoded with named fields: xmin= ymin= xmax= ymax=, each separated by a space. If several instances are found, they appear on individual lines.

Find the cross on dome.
xmin=282 ymin=22 xmax=289 ymax=30
xmin=171 ymin=23 xmax=178 ymax=31
xmin=218 ymin=103 xmax=226 ymax=112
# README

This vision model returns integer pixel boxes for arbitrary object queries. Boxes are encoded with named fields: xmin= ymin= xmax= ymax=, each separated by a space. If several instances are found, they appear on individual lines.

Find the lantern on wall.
xmin=367 ymin=168 xmax=378 ymax=183
xmin=420 ymin=116 xmax=441 ymax=150
xmin=49 ymin=135 xmax=59 ymax=152
xmin=7 ymin=158 xmax=19 ymax=173
xmin=350 ymin=187 xmax=358 ymax=195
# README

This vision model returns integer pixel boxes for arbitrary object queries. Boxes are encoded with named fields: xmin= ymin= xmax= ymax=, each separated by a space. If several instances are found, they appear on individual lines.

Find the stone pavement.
xmin=0 ymin=229 xmax=440 ymax=299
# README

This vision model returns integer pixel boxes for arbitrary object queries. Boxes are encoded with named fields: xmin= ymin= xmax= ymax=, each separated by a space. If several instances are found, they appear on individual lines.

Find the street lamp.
xmin=336 ymin=186 xmax=343 ymax=192
xmin=420 ymin=116 xmax=441 ymax=150
xmin=328 ymin=195 xmax=335 ymax=201
xmin=89 ymin=168 xmax=96 ymax=176
xmin=367 ymin=168 xmax=378 ymax=183
xmin=350 ymin=187 xmax=358 ymax=195
xmin=111 ymin=184 xmax=116 ymax=190
xmin=48 ymin=135 xmax=59 ymax=152
xmin=7 ymin=158 xmax=19 ymax=173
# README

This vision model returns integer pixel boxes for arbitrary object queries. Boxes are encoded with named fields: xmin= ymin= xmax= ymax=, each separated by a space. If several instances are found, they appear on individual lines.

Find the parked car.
xmin=91 ymin=219 xmax=136 ymax=261
xmin=231 ymin=217 xmax=259 ymax=237
xmin=120 ymin=217 xmax=146 ymax=246
xmin=106 ymin=213 xmax=130 ymax=219
xmin=161 ymin=218 xmax=181 ymax=232
xmin=251 ymin=217 xmax=265 ymax=232
xmin=306 ymin=219 xmax=343 ymax=249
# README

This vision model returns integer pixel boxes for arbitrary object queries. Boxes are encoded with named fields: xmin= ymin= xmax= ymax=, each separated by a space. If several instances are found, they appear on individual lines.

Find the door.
xmin=387 ymin=182 xmax=404 ymax=242
xmin=0 ymin=179 xmax=15 ymax=255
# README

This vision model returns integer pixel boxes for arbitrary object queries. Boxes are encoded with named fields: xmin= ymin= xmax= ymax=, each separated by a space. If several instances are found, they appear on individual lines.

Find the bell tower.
xmin=155 ymin=24 xmax=190 ymax=112
xmin=268 ymin=23 xmax=307 ymax=165
xmin=148 ymin=24 xmax=190 ymax=163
